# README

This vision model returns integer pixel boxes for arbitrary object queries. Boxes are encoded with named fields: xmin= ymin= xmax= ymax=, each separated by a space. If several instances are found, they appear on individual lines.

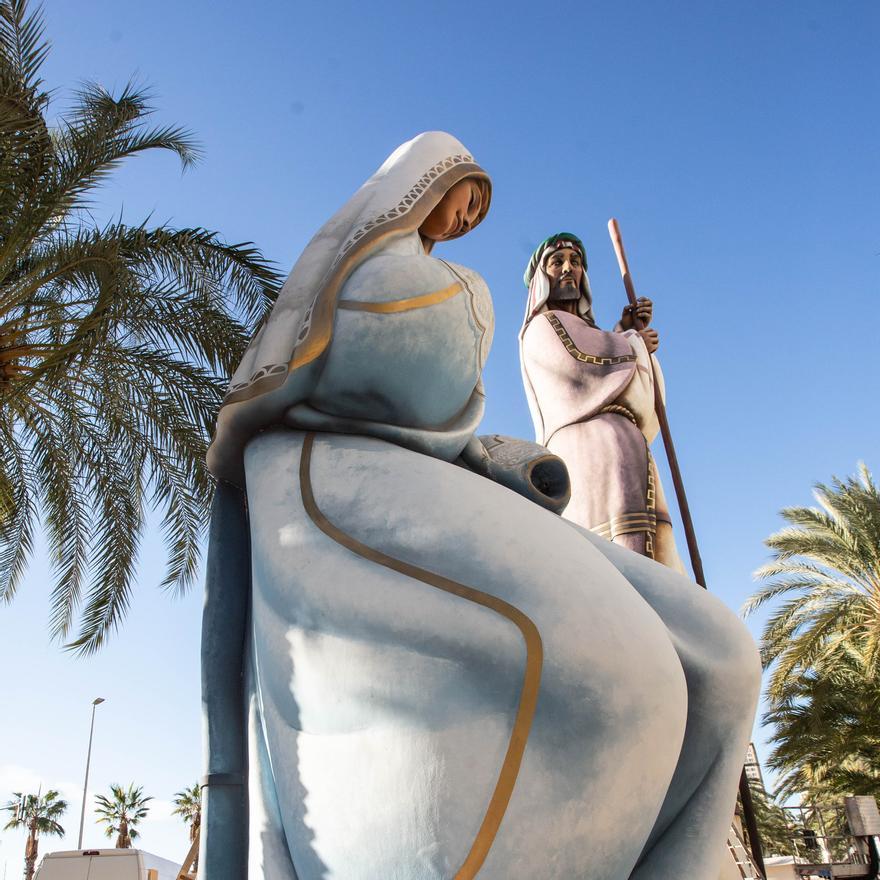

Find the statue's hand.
xmin=619 ymin=296 xmax=653 ymax=330
xmin=639 ymin=327 xmax=660 ymax=354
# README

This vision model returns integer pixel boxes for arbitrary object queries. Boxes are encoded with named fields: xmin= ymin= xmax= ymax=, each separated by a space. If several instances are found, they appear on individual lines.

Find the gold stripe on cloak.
xmin=338 ymin=281 xmax=463 ymax=313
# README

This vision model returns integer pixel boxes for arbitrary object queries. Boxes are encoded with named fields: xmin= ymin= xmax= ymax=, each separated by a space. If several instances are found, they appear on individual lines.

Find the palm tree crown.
xmin=94 ymin=782 xmax=152 ymax=848
xmin=0 ymin=0 xmax=281 ymax=651
xmin=3 ymin=789 xmax=67 ymax=835
xmin=744 ymin=463 xmax=880 ymax=700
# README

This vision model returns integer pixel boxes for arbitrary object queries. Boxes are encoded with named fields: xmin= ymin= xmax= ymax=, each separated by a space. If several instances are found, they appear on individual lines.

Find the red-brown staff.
xmin=607 ymin=218 xmax=767 ymax=879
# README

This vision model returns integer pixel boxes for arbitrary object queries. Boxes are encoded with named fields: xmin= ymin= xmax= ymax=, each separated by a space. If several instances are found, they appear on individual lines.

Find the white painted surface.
xmin=241 ymin=430 xmax=761 ymax=879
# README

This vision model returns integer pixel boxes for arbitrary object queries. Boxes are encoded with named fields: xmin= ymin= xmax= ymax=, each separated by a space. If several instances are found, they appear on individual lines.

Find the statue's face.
xmin=544 ymin=247 xmax=583 ymax=301
xmin=419 ymin=179 xmax=485 ymax=242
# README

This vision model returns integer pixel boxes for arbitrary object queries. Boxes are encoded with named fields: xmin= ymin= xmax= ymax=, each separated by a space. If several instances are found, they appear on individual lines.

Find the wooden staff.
xmin=607 ymin=218 xmax=767 ymax=879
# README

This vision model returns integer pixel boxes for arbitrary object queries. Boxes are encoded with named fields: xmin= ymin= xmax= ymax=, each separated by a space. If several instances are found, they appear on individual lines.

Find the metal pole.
xmin=76 ymin=698 xmax=105 ymax=850
xmin=607 ymin=219 xmax=767 ymax=879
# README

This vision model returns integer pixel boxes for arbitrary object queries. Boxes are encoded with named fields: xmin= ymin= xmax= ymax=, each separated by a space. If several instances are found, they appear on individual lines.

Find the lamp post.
xmin=76 ymin=698 xmax=105 ymax=849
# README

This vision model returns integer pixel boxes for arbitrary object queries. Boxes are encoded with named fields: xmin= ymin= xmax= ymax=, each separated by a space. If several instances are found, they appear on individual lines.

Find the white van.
xmin=34 ymin=848 xmax=181 ymax=880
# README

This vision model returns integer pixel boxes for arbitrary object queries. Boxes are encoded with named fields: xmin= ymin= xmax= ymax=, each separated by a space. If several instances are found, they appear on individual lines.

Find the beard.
xmin=548 ymin=277 xmax=580 ymax=302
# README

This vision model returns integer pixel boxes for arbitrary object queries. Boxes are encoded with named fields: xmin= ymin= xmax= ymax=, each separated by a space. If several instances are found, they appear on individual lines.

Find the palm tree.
xmin=744 ymin=463 xmax=880 ymax=701
xmin=94 ymin=783 xmax=152 ymax=848
xmin=737 ymin=780 xmax=796 ymax=858
xmin=3 ymin=789 xmax=67 ymax=880
xmin=762 ymin=647 xmax=880 ymax=803
xmin=745 ymin=463 xmax=880 ymax=804
xmin=0 ymin=0 xmax=281 ymax=652
xmin=172 ymin=782 xmax=201 ymax=871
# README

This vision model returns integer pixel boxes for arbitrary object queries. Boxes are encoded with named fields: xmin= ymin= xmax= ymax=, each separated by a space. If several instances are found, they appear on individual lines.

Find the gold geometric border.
xmin=645 ymin=452 xmax=657 ymax=559
xmin=545 ymin=312 xmax=636 ymax=366
xmin=299 ymin=433 xmax=542 ymax=879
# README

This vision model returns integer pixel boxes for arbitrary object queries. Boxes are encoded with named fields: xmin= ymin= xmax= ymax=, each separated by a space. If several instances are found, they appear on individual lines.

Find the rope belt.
xmin=597 ymin=403 xmax=638 ymax=425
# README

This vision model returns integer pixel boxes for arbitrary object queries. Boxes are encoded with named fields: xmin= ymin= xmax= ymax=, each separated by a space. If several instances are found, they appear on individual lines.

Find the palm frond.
xmin=0 ymin=414 xmax=36 ymax=601
xmin=0 ymin=0 xmax=49 ymax=92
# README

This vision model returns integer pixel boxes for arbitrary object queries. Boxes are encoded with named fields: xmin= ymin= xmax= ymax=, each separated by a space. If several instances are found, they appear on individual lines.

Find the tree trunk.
xmin=23 ymin=827 xmax=38 ymax=880
xmin=116 ymin=817 xmax=131 ymax=849
xmin=191 ymin=818 xmax=200 ymax=873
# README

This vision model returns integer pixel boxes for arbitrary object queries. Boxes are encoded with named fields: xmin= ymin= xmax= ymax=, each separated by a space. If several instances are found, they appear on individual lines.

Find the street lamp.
xmin=76 ymin=698 xmax=105 ymax=849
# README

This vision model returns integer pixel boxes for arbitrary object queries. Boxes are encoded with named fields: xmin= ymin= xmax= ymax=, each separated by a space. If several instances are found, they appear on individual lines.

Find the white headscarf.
xmin=208 ymin=132 xmax=491 ymax=484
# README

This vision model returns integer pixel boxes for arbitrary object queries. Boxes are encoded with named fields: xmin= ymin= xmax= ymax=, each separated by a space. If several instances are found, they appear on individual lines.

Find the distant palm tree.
xmin=0 ymin=0 xmax=280 ymax=652
xmin=172 ymin=782 xmax=201 ymax=871
xmin=94 ymin=783 xmax=152 ymax=848
xmin=738 ymin=779 xmax=797 ymax=858
xmin=744 ymin=463 xmax=880 ymax=701
xmin=3 ymin=789 xmax=67 ymax=880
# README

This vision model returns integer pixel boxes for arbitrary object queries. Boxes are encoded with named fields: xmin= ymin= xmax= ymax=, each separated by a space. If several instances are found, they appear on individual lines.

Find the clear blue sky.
xmin=1 ymin=0 xmax=878 ymax=868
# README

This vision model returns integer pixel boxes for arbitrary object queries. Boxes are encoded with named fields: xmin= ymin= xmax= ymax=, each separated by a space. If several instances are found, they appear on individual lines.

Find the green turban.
xmin=523 ymin=233 xmax=588 ymax=288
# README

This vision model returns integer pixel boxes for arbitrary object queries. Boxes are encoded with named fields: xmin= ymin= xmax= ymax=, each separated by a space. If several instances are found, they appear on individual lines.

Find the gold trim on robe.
xmin=338 ymin=281 xmax=463 ymax=313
